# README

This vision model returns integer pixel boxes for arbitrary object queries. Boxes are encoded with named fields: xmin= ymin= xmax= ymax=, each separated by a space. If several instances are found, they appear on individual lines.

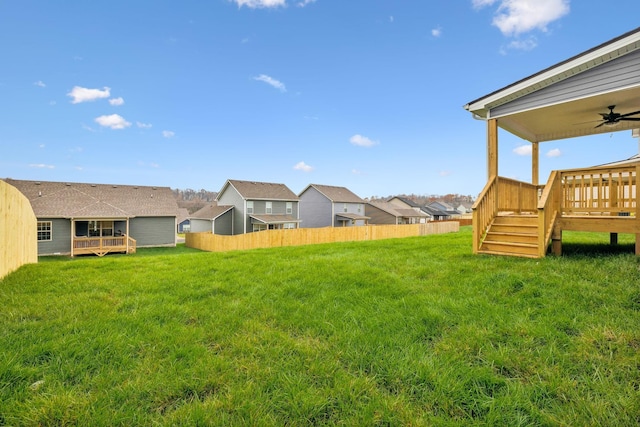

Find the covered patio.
xmin=464 ymin=27 xmax=640 ymax=257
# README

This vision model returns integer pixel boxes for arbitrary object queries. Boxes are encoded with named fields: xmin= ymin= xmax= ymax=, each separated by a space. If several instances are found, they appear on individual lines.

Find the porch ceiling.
xmin=495 ymin=86 xmax=640 ymax=143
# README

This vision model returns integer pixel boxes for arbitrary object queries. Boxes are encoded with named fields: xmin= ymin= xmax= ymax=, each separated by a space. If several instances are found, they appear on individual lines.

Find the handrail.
xmin=537 ymin=170 xmax=561 ymax=257
xmin=472 ymin=175 xmax=498 ymax=254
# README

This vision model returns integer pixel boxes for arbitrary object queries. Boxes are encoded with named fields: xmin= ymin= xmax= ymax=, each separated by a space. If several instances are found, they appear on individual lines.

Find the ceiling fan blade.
xmin=618 ymin=110 xmax=640 ymax=118
xmin=619 ymin=117 xmax=640 ymax=121
xmin=594 ymin=122 xmax=606 ymax=128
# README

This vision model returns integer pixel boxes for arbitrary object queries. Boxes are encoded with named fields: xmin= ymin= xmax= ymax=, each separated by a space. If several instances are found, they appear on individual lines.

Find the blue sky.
xmin=1 ymin=0 xmax=639 ymax=199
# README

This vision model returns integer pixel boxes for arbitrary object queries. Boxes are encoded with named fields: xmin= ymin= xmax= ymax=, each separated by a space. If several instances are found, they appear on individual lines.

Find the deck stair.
xmin=479 ymin=214 xmax=540 ymax=258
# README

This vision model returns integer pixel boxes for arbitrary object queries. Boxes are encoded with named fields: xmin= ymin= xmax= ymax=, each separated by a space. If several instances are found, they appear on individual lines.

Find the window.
xmin=283 ymin=222 xmax=296 ymax=229
xmin=88 ymin=221 xmax=114 ymax=237
xmin=343 ymin=203 xmax=348 ymax=212
xmin=358 ymin=204 xmax=363 ymax=213
xmin=286 ymin=202 xmax=292 ymax=215
xmin=247 ymin=201 xmax=254 ymax=214
xmin=37 ymin=221 xmax=52 ymax=241
xmin=266 ymin=201 xmax=272 ymax=214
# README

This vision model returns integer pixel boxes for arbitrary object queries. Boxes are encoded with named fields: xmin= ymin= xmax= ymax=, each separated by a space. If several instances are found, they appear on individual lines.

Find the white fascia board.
xmin=466 ymin=35 xmax=640 ymax=116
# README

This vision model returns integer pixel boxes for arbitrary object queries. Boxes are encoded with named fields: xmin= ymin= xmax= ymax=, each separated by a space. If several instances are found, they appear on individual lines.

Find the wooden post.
xmin=532 ymin=142 xmax=539 ymax=186
xmin=610 ymin=233 xmax=618 ymax=245
xmin=631 ymin=164 xmax=640 ymax=256
xmin=71 ymin=219 xmax=75 ymax=257
xmin=551 ymin=226 xmax=562 ymax=256
xmin=487 ymin=118 xmax=498 ymax=179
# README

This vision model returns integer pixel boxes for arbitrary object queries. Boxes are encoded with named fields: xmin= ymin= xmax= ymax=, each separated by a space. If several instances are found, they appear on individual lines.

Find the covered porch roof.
xmin=249 ymin=214 xmax=301 ymax=225
xmin=464 ymin=27 xmax=640 ymax=144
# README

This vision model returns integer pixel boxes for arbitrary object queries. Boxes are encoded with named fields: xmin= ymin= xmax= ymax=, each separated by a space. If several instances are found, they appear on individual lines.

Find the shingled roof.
xmin=219 ymin=179 xmax=298 ymax=201
xmin=190 ymin=203 xmax=234 ymax=220
xmin=300 ymin=184 xmax=364 ymax=203
xmin=4 ymin=179 xmax=179 ymax=218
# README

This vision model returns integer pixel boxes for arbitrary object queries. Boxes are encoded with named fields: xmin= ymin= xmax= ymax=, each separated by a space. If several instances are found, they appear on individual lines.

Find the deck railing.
xmin=472 ymin=176 xmax=539 ymax=253
xmin=73 ymin=235 xmax=137 ymax=256
xmin=472 ymin=175 xmax=498 ymax=254
xmin=537 ymin=170 xmax=561 ymax=257
xmin=559 ymin=165 xmax=638 ymax=216
xmin=495 ymin=176 xmax=539 ymax=213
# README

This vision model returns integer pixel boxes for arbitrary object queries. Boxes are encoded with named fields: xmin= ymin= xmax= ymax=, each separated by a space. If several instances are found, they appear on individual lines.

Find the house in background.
xmin=366 ymin=200 xmax=430 ymax=225
xmin=427 ymin=201 xmax=460 ymax=219
xmin=176 ymin=208 xmax=190 ymax=233
xmin=388 ymin=196 xmax=432 ymax=222
xmin=5 ymin=179 xmax=179 ymax=256
xmin=298 ymin=184 xmax=369 ymax=228
xmin=216 ymin=179 xmax=300 ymax=234
xmin=421 ymin=205 xmax=452 ymax=221
xmin=188 ymin=203 xmax=234 ymax=234
xmin=456 ymin=202 xmax=474 ymax=215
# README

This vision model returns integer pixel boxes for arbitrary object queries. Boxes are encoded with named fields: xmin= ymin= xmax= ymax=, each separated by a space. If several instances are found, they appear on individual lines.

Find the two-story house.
xmin=216 ymin=179 xmax=300 ymax=234
xmin=298 ymin=184 xmax=369 ymax=228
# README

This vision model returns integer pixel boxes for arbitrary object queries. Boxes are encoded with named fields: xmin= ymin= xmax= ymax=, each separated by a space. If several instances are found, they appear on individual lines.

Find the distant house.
xmin=366 ymin=200 xmax=430 ymax=225
xmin=216 ymin=179 xmax=300 ymax=234
xmin=188 ymin=203 xmax=234 ymax=235
xmin=421 ymin=205 xmax=452 ymax=221
xmin=388 ymin=196 xmax=432 ymax=222
xmin=298 ymin=184 xmax=369 ymax=228
xmin=427 ymin=201 xmax=460 ymax=218
xmin=456 ymin=202 xmax=474 ymax=215
xmin=176 ymin=208 xmax=190 ymax=233
xmin=5 ymin=179 xmax=179 ymax=256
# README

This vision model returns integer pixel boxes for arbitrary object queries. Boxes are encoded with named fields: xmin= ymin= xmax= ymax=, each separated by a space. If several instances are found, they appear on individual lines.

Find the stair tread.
xmin=483 ymin=240 xmax=537 ymax=248
xmin=478 ymin=249 xmax=540 ymax=259
xmin=487 ymin=231 xmax=537 ymax=237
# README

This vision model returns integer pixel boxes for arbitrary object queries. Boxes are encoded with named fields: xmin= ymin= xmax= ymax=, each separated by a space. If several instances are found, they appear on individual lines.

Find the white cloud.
xmin=350 ymin=134 xmax=378 ymax=148
xmin=473 ymin=0 xmax=570 ymax=36
xmin=29 ymin=163 xmax=55 ymax=169
xmin=254 ymin=74 xmax=286 ymax=92
xmin=109 ymin=97 xmax=124 ymax=106
xmin=162 ymin=130 xmax=175 ymax=138
xmin=137 ymin=122 xmax=153 ymax=129
xmin=232 ymin=0 xmax=286 ymax=8
xmin=68 ymin=86 xmax=111 ymax=104
xmin=432 ymin=27 xmax=442 ymax=37
xmin=439 ymin=170 xmax=452 ymax=177
xmin=293 ymin=161 xmax=314 ymax=172
xmin=94 ymin=114 xmax=131 ymax=130
xmin=39 ymin=144 xmax=45 ymax=148
xmin=297 ymin=0 xmax=316 ymax=6
xmin=546 ymin=148 xmax=562 ymax=157
xmin=502 ymin=36 xmax=538 ymax=53
xmin=34 ymin=81 xmax=46 ymax=87
xmin=513 ymin=144 xmax=532 ymax=155
xmin=352 ymin=169 xmax=364 ymax=175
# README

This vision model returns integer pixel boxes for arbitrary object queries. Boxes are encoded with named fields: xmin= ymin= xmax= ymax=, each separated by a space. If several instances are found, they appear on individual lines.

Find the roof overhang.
xmin=464 ymin=27 xmax=640 ymax=143
xmin=336 ymin=213 xmax=370 ymax=221
xmin=249 ymin=214 xmax=301 ymax=224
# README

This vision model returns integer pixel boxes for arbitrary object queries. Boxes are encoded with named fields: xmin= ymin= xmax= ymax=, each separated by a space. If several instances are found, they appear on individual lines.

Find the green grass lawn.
xmin=1 ymin=228 xmax=639 ymax=426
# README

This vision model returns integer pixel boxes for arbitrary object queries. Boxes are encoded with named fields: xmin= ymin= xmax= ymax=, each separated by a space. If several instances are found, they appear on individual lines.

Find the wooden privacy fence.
xmin=186 ymin=222 xmax=459 ymax=253
xmin=1 ymin=180 xmax=37 ymax=279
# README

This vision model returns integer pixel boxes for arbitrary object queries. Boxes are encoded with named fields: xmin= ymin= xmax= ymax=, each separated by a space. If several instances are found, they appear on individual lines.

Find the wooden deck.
xmin=473 ymin=164 xmax=640 ymax=257
xmin=73 ymin=235 xmax=137 ymax=257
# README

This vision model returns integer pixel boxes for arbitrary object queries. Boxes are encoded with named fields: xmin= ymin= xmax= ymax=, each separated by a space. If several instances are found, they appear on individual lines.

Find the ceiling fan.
xmin=595 ymin=105 xmax=640 ymax=128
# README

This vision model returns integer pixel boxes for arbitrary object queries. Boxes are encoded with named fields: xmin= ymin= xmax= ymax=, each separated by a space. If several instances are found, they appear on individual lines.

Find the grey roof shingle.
xmin=4 ymin=179 xmax=178 ymax=218
xmin=222 ymin=179 xmax=298 ymax=201
xmin=301 ymin=184 xmax=364 ymax=203
xmin=190 ymin=203 xmax=234 ymax=220
xmin=367 ymin=201 xmax=430 ymax=218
